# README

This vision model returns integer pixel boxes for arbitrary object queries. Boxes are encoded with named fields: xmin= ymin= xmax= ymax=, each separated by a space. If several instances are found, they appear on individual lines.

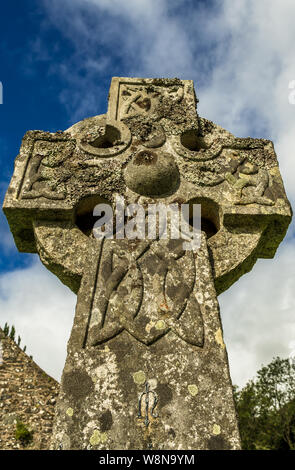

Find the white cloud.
xmin=0 ymin=260 xmax=76 ymax=382
xmin=40 ymin=0 xmax=210 ymax=119
xmin=197 ymin=0 xmax=295 ymax=204
xmin=197 ymin=0 xmax=295 ymax=385
xmin=220 ymin=241 xmax=295 ymax=387
xmin=2 ymin=0 xmax=294 ymax=387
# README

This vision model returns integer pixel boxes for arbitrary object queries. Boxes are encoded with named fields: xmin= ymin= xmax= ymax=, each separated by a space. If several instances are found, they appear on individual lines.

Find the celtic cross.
xmin=3 ymin=77 xmax=292 ymax=450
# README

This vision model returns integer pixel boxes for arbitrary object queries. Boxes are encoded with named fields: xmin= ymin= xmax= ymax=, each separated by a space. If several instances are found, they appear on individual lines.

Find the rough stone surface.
xmin=2 ymin=77 xmax=292 ymax=450
xmin=0 ymin=329 xmax=58 ymax=450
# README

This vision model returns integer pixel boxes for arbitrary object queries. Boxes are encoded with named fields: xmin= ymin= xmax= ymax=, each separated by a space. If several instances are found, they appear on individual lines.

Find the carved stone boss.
xmin=3 ymin=77 xmax=292 ymax=450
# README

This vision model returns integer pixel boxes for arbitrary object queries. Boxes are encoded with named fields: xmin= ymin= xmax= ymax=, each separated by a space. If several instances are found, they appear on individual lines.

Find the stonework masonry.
xmin=0 ymin=328 xmax=58 ymax=450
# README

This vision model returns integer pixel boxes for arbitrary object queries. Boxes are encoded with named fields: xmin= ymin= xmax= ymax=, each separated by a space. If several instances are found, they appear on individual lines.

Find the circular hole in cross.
xmin=187 ymin=197 xmax=220 ymax=239
xmin=90 ymin=125 xmax=121 ymax=149
xmin=75 ymin=195 xmax=112 ymax=237
xmin=180 ymin=129 xmax=208 ymax=152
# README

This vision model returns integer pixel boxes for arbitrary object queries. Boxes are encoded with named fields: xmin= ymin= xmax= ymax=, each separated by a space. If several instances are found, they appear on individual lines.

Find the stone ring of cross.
xmin=74 ymin=116 xmax=132 ymax=158
xmin=3 ymin=77 xmax=292 ymax=450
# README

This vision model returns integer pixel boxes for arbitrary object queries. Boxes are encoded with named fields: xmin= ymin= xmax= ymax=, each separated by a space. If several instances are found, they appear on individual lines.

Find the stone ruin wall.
xmin=0 ymin=328 xmax=59 ymax=450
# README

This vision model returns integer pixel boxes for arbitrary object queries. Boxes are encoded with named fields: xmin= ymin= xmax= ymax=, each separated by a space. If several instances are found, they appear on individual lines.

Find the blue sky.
xmin=1 ymin=0 xmax=295 ymax=386
xmin=0 ymin=1 xmax=73 ymax=271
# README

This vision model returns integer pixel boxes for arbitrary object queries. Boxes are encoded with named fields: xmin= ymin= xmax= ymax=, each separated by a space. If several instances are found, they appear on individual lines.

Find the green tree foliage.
xmin=15 ymin=420 xmax=34 ymax=446
xmin=3 ymin=322 xmax=9 ymax=336
xmin=234 ymin=357 xmax=295 ymax=450
xmin=9 ymin=325 xmax=15 ymax=341
xmin=2 ymin=322 xmax=27 ymax=351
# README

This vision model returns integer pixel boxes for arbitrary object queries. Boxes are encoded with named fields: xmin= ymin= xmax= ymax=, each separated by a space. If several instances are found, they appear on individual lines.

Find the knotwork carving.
xmin=86 ymin=238 xmax=204 ymax=347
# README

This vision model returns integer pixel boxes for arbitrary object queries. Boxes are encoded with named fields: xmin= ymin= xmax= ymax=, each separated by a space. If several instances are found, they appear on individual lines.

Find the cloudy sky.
xmin=0 ymin=0 xmax=295 ymax=387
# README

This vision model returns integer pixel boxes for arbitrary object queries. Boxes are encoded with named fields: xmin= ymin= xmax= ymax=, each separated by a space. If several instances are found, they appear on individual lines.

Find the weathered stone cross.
xmin=3 ymin=77 xmax=292 ymax=450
